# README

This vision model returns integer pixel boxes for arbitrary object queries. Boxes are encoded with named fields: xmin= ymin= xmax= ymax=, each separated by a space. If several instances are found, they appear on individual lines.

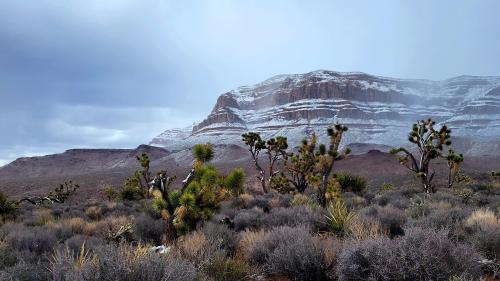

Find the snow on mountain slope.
xmin=151 ymin=70 xmax=500 ymax=155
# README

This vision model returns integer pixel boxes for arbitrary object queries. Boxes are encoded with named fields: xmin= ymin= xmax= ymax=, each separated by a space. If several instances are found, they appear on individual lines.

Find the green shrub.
xmin=224 ymin=168 xmax=246 ymax=196
xmin=103 ymin=186 xmax=117 ymax=201
xmin=120 ymin=185 xmax=141 ymax=201
xmin=380 ymin=183 xmax=393 ymax=191
xmin=334 ymin=173 xmax=367 ymax=193
xmin=0 ymin=192 xmax=18 ymax=222
xmin=203 ymin=256 xmax=250 ymax=281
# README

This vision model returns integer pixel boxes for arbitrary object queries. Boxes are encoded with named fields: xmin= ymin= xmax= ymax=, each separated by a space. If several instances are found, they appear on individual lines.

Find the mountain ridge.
xmin=151 ymin=70 xmax=500 ymax=155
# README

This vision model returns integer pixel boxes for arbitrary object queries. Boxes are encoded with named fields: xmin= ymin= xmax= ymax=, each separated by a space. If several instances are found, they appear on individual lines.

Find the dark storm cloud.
xmin=1 ymin=0 xmax=500 ymax=165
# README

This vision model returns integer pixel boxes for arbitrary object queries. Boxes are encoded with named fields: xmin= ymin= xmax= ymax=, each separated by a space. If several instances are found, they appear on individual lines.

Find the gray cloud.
xmin=1 ymin=0 xmax=499 ymax=165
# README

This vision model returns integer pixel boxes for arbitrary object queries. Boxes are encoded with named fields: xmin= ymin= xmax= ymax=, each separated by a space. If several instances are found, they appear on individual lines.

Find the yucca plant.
xmin=325 ymin=198 xmax=355 ymax=236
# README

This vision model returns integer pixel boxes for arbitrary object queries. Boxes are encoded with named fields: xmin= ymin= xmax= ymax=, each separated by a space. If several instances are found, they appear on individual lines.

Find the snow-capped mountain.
xmin=151 ymin=70 xmax=500 ymax=155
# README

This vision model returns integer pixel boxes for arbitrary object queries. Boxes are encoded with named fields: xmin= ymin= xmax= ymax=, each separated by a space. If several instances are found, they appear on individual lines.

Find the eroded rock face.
xmin=151 ymin=70 xmax=500 ymax=155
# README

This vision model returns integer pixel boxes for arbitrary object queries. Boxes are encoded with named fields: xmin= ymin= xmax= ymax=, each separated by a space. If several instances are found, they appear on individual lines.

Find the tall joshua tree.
xmin=446 ymin=149 xmax=464 ymax=188
xmin=242 ymin=132 xmax=288 ymax=193
xmin=286 ymin=133 xmax=317 ymax=193
xmin=390 ymin=118 xmax=452 ymax=193
xmin=314 ymin=124 xmax=350 ymax=207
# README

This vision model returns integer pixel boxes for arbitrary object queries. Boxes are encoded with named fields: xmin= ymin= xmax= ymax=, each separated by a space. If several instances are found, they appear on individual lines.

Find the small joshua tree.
xmin=313 ymin=124 xmax=350 ymax=207
xmin=285 ymin=133 xmax=317 ymax=193
xmin=390 ymin=119 xmax=452 ymax=193
xmin=446 ymin=149 xmax=464 ymax=188
xmin=136 ymin=153 xmax=152 ymax=196
xmin=242 ymin=132 xmax=288 ymax=193
xmin=20 ymin=180 xmax=80 ymax=205
xmin=146 ymin=144 xmax=244 ymax=239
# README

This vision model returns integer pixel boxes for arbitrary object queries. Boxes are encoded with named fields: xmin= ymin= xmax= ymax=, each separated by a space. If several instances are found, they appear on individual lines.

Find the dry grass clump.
xmin=29 ymin=208 xmax=55 ymax=226
xmin=174 ymin=231 xmax=217 ymax=267
xmin=464 ymin=209 xmax=500 ymax=259
xmin=85 ymin=206 xmax=102 ymax=221
xmin=465 ymin=209 xmax=499 ymax=231
xmin=347 ymin=217 xmax=387 ymax=240
xmin=236 ymin=229 xmax=267 ymax=261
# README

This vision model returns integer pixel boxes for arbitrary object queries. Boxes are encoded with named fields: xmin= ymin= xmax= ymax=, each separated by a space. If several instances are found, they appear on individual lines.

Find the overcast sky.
xmin=1 ymin=0 xmax=499 ymax=166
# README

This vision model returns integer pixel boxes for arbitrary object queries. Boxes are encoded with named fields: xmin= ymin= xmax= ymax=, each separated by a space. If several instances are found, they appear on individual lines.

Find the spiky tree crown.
xmin=242 ymin=132 xmax=266 ymax=150
xmin=192 ymin=144 xmax=214 ymax=164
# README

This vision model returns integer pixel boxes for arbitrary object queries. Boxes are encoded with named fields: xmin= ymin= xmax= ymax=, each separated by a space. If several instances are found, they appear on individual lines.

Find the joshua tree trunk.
xmin=318 ymin=174 xmax=329 ymax=207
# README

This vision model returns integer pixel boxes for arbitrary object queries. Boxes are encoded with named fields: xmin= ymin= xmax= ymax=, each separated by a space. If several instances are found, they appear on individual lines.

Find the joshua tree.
xmin=390 ymin=119 xmax=452 ymax=193
xmin=19 ymin=180 xmax=80 ymax=205
xmin=134 ymin=153 xmax=153 ymax=197
xmin=182 ymin=143 xmax=214 ymax=189
xmin=242 ymin=133 xmax=288 ymax=193
xmin=445 ymin=149 xmax=464 ymax=188
xmin=314 ymin=124 xmax=351 ymax=207
xmin=285 ymin=133 xmax=317 ymax=193
xmin=144 ymin=144 xmax=243 ymax=239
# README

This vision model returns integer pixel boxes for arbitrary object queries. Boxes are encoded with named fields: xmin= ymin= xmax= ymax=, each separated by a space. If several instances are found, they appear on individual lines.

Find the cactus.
xmin=242 ymin=133 xmax=288 ymax=193
xmin=313 ymin=124 xmax=351 ymax=207
xmin=390 ymin=119 xmax=451 ymax=193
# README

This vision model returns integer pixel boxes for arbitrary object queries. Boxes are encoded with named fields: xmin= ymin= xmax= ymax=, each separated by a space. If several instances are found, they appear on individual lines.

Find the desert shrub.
xmin=264 ymin=205 xmax=325 ymax=232
xmin=0 ymin=259 xmax=51 ymax=281
xmin=133 ymin=213 xmax=165 ymax=244
xmin=411 ymin=202 xmax=472 ymax=229
xmin=372 ymin=190 xmax=410 ymax=209
xmin=325 ymin=199 xmax=355 ymax=236
xmin=343 ymin=192 xmax=368 ymax=210
xmin=245 ymin=226 xmax=329 ymax=281
xmin=290 ymin=193 xmax=320 ymax=209
xmin=64 ymin=234 xmax=105 ymax=254
xmin=0 ymin=192 xmax=18 ymax=223
xmin=334 ymin=173 xmax=367 ymax=193
xmin=85 ymin=206 xmax=102 ymax=220
xmin=0 ymin=241 xmax=18 ymax=270
xmin=6 ymin=226 xmax=57 ymax=254
xmin=336 ymin=228 xmax=483 ymax=281
xmin=407 ymin=195 xmax=432 ymax=218
xmin=233 ymin=208 xmax=264 ymax=231
xmin=359 ymin=205 xmax=407 ymax=237
xmin=203 ymin=255 xmax=250 ymax=281
xmin=92 ymin=244 xmax=197 ymax=281
xmin=200 ymin=222 xmax=236 ymax=256
xmin=241 ymin=192 xmax=291 ymax=211
xmin=464 ymin=209 xmax=500 ymax=259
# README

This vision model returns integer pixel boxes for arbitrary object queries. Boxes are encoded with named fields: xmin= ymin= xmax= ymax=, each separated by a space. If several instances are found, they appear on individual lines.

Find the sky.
xmin=1 ymin=0 xmax=499 ymax=166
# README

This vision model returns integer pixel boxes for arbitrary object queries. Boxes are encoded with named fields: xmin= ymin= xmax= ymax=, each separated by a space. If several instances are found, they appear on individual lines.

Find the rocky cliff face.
xmin=151 ymin=70 xmax=500 ymax=155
